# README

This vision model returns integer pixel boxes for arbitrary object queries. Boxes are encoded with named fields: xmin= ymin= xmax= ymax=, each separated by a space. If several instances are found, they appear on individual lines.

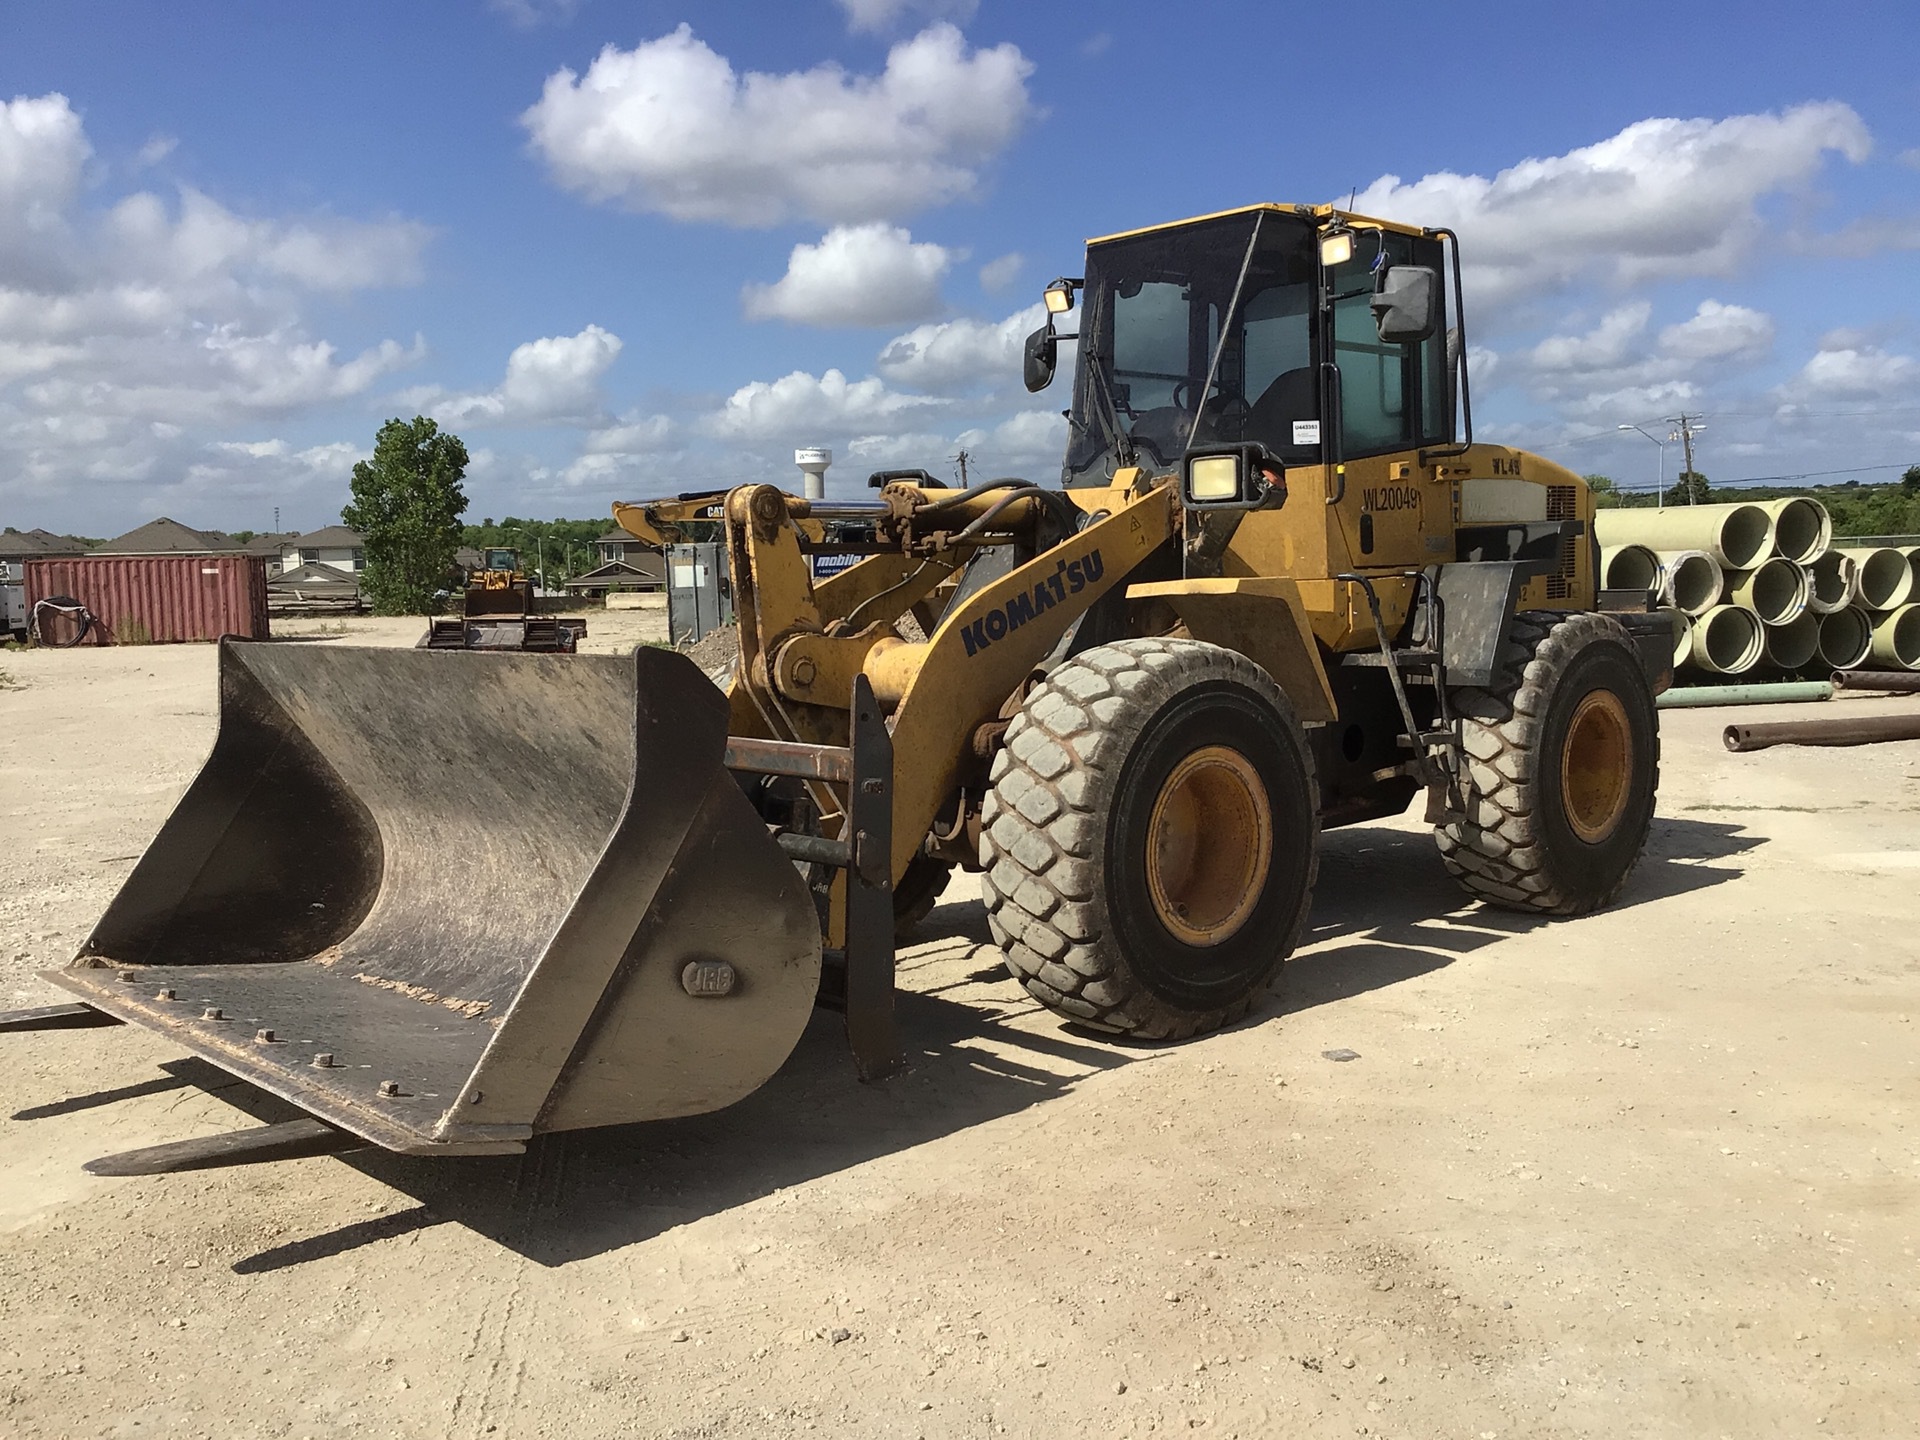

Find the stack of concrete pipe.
xmin=1595 ymin=498 xmax=1920 ymax=679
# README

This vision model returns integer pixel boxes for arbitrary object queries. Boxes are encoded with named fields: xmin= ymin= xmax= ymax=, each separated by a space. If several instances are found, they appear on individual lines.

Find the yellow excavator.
xmin=6 ymin=203 xmax=1670 ymax=1175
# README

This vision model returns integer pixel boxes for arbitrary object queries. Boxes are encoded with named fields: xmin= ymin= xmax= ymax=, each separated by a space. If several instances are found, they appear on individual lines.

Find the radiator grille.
xmin=1546 ymin=485 xmax=1579 ymax=520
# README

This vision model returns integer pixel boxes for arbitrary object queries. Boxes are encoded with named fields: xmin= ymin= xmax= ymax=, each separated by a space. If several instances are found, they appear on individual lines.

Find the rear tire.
xmin=1438 ymin=611 xmax=1659 ymax=915
xmin=982 ymin=638 xmax=1319 ymax=1039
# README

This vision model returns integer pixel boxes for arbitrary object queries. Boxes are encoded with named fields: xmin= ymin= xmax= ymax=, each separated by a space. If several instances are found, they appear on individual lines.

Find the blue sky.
xmin=2 ymin=0 xmax=1916 ymax=535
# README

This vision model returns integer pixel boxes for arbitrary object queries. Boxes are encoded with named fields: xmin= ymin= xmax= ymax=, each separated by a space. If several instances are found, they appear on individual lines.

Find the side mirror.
xmin=1370 ymin=265 xmax=1439 ymax=344
xmin=1023 ymin=323 xmax=1057 ymax=393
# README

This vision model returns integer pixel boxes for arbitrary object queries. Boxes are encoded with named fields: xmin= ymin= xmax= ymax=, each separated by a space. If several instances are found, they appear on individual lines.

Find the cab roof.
xmin=1087 ymin=203 xmax=1432 ymax=247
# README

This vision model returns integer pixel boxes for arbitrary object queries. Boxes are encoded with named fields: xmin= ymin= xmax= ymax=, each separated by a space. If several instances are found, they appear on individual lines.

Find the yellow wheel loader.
xmin=5 ymin=204 xmax=1670 ymax=1175
xmin=421 ymin=546 xmax=586 ymax=652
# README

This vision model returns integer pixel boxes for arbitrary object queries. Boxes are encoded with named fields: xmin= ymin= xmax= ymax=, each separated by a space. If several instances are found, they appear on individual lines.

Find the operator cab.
xmin=1031 ymin=207 xmax=1456 ymax=489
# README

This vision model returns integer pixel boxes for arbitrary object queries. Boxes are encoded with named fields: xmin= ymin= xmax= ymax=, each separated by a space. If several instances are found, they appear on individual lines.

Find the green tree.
xmin=1901 ymin=464 xmax=1920 ymax=497
xmin=343 ymin=416 xmax=469 ymax=614
xmin=1665 ymin=470 xmax=1712 ymax=506
xmin=1583 ymin=473 xmax=1622 ymax=509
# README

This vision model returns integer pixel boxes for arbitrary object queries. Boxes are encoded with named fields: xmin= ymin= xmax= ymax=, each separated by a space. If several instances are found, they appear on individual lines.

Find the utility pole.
xmin=954 ymin=450 xmax=971 ymax=487
xmin=1667 ymin=413 xmax=1706 ymax=504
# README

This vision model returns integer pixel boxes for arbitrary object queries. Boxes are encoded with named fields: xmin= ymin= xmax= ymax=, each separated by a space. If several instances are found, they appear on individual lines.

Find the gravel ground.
xmin=0 ymin=634 xmax=1916 ymax=1438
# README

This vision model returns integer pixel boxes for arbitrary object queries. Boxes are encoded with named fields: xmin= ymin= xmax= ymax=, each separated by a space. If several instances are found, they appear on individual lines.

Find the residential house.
xmin=93 ymin=517 xmax=239 ymax=555
xmin=2 ymin=529 xmax=90 ymax=633
xmin=564 ymin=550 xmax=667 ymax=598
xmin=595 ymin=528 xmax=637 ymax=564
xmin=238 ymin=532 xmax=298 ymax=576
xmin=280 ymin=525 xmax=366 ymax=575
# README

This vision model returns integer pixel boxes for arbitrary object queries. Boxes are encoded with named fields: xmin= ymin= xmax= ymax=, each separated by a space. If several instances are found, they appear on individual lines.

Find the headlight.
xmin=1182 ymin=443 xmax=1285 ymax=512
xmin=1187 ymin=455 xmax=1242 ymax=502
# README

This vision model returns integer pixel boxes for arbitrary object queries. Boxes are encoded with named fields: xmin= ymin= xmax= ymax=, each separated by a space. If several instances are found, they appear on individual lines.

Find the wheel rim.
xmin=1144 ymin=745 xmax=1272 ymax=947
xmin=1560 ymin=689 xmax=1633 ymax=844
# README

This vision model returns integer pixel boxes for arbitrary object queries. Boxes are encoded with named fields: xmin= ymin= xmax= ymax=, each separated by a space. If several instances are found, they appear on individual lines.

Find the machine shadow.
xmin=228 ymin=984 xmax=1134 ymax=1273
xmin=223 ymin=815 xmax=1760 ymax=1272
xmin=1282 ymin=813 xmax=1760 ymax=1013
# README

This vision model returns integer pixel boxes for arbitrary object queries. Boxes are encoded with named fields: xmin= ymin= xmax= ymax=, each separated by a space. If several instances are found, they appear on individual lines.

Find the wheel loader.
xmin=4 ymin=203 xmax=1671 ymax=1176
xmin=420 ymin=545 xmax=586 ymax=652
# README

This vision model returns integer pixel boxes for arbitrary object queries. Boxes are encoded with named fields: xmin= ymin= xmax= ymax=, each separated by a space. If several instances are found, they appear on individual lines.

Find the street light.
xmin=1617 ymin=424 xmax=1670 ymax=510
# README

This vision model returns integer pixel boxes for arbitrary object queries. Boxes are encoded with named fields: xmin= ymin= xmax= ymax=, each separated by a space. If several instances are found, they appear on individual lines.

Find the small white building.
xmin=281 ymin=526 xmax=366 ymax=576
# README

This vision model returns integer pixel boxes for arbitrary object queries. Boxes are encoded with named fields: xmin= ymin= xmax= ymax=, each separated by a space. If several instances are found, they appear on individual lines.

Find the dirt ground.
xmin=1 ymin=623 xmax=1917 ymax=1439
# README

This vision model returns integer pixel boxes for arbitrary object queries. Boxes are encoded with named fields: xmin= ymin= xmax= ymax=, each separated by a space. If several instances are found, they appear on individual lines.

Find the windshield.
xmin=1062 ymin=210 xmax=1318 ymax=486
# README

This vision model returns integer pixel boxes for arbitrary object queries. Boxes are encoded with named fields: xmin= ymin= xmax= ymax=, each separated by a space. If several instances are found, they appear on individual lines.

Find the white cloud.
xmin=1898 ymin=148 xmax=1920 ymax=171
xmin=1529 ymin=302 xmax=1651 ymax=373
xmin=1352 ymin=103 xmax=1872 ymax=316
xmin=1779 ymin=341 xmax=1920 ymax=403
xmin=978 ymin=251 xmax=1022 ymax=292
xmin=415 ymin=325 xmax=622 ymax=427
xmin=835 ymin=0 xmax=977 ymax=32
xmin=489 ymin=0 xmax=579 ymax=28
xmin=522 ymin=23 xmax=1034 ymax=226
xmin=0 ymin=93 xmax=431 ymax=526
xmin=743 ymin=224 xmax=952 ymax=327
xmin=134 ymin=134 xmax=177 ymax=168
xmin=1657 ymin=300 xmax=1773 ymax=362
xmin=875 ymin=303 xmax=1042 ymax=392
xmin=704 ymin=367 xmax=947 ymax=442
xmin=951 ymin=406 xmax=1066 ymax=474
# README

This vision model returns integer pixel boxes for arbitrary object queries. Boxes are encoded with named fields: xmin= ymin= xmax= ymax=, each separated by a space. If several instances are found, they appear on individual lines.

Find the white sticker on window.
xmin=1292 ymin=420 xmax=1321 ymax=446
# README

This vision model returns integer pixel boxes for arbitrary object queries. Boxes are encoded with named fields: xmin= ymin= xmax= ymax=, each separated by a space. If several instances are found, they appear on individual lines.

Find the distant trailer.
xmin=25 ymin=555 xmax=270 ymax=644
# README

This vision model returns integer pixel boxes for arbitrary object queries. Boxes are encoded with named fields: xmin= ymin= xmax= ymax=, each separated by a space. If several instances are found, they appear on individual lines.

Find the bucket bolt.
xmin=201 ymin=1007 xmax=225 ymax=1021
xmin=311 ymin=1052 xmax=337 ymax=1069
xmin=254 ymin=1028 xmax=277 ymax=1044
xmin=377 ymin=1080 xmax=404 ymax=1098
xmin=155 ymin=989 xmax=175 ymax=1002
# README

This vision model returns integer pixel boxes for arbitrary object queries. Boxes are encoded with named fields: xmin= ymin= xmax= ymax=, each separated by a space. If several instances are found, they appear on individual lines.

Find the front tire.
xmin=982 ymin=638 xmax=1319 ymax=1040
xmin=1438 ymin=611 xmax=1660 ymax=914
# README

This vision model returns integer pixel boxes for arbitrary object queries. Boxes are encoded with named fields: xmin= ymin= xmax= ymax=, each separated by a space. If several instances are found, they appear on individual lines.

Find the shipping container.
xmin=24 ymin=555 xmax=270 ymax=644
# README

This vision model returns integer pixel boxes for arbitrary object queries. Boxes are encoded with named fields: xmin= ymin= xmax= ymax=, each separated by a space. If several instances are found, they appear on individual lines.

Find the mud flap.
xmin=45 ymin=641 xmax=821 ymax=1156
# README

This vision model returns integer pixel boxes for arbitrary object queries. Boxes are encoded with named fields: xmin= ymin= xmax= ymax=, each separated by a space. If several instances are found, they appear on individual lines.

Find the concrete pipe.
xmin=1756 ymin=496 xmax=1832 ymax=564
xmin=1723 ymin=557 xmax=1809 ymax=625
xmin=1759 ymin=611 xmax=1821 ymax=672
xmin=1868 ymin=605 xmax=1920 ymax=672
xmin=1818 ymin=606 xmax=1874 ymax=671
xmin=1805 ymin=548 xmax=1857 ymax=615
xmin=1595 ymin=503 xmax=1775 ymax=571
xmin=1852 ymin=547 xmax=1916 ymax=611
xmin=1686 ymin=604 xmax=1764 ymax=676
xmin=1601 ymin=543 xmax=1664 ymax=596
xmin=1657 ymin=606 xmax=1691 ymax=667
xmin=1659 ymin=549 xmax=1725 ymax=616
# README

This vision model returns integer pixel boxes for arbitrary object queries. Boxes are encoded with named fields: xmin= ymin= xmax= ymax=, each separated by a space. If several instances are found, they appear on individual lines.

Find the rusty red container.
xmin=25 ymin=555 xmax=270 ymax=644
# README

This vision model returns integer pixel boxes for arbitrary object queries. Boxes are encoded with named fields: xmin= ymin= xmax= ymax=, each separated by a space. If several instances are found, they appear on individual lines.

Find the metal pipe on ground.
xmin=1852 ymin=547 xmax=1916 ymax=611
xmin=1835 ymin=675 xmax=1920 ymax=695
xmin=1686 ymin=604 xmax=1764 ymax=675
xmin=1759 ymin=611 xmax=1821 ymax=671
xmin=1806 ymin=548 xmax=1857 ymax=615
xmin=1596 ymin=502 xmax=1775 ymax=571
xmin=1724 ymin=713 xmax=1920 ymax=753
xmin=1869 ymin=604 xmax=1920 ymax=672
xmin=1601 ymin=544 xmax=1664 ymax=597
xmin=1659 ymin=549 xmax=1726 ymax=616
xmin=1756 ymin=496 xmax=1832 ymax=565
xmin=1658 ymin=681 xmax=1833 ymax=709
xmin=1725 ymin=557 xmax=1810 ymax=625
xmin=1832 ymin=670 xmax=1920 ymax=694
xmin=1819 ymin=606 xmax=1874 ymax=671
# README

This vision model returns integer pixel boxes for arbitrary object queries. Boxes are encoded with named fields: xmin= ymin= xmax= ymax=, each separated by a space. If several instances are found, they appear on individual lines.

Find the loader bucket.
xmin=45 ymin=641 xmax=821 ymax=1156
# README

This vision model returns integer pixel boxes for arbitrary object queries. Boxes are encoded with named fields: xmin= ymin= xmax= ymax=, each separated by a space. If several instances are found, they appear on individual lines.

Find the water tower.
xmin=795 ymin=447 xmax=832 ymax=500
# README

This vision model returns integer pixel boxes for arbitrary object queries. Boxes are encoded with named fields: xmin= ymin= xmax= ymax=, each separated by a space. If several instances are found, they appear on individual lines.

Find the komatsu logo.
xmin=1362 ymin=485 xmax=1420 ymax=513
xmin=960 ymin=550 xmax=1107 ymax=657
